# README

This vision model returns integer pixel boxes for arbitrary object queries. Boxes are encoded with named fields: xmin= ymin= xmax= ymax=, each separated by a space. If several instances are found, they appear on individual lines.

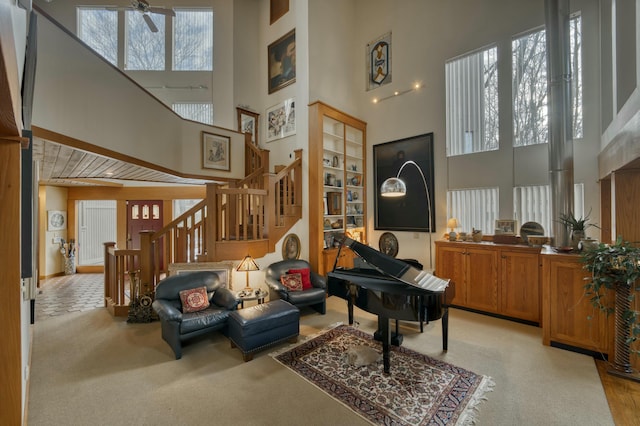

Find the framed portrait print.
xmin=268 ymin=29 xmax=296 ymax=94
xmin=202 ymin=132 xmax=230 ymax=171
xmin=237 ymin=107 xmax=260 ymax=146
xmin=48 ymin=210 xmax=67 ymax=231
xmin=266 ymin=98 xmax=296 ymax=142
xmin=282 ymin=233 xmax=301 ymax=260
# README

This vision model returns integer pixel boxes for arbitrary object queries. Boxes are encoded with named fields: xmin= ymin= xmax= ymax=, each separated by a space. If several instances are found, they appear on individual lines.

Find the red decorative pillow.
xmin=179 ymin=286 xmax=210 ymax=313
xmin=288 ymin=268 xmax=312 ymax=290
xmin=280 ymin=273 xmax=303 ymax=292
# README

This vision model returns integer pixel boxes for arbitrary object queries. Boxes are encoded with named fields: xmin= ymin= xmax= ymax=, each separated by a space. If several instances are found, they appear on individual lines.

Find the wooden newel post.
xmin=103 ymin=242 xmax=116 ymax=305
xmin=204 ymin=183 xmax=218 ymax=261
xmin=139 ymin=231 xmax=154 ymax=294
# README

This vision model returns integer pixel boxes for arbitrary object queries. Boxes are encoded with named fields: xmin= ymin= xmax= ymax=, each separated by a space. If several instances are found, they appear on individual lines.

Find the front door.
xmin=127 ymin=200 xmax=164 ymax=269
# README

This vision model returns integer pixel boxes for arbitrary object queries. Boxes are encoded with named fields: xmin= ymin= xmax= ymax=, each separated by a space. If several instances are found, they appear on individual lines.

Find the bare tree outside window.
xmin=125 ymin=11 xmax=165 ymax=70
xmin=512 ymin=15 xmax=582 ymax=147
xmin=512 ymin=29 xmax=548 ymax=147
xmin=77 ymin=8 xmax=118 ymax=66
xmin=174 ymin=9 xmax=213 ymax=71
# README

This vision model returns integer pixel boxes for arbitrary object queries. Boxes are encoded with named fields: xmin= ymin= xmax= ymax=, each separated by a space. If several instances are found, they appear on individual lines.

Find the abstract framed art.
xmin=266 ymin=98 xmax=296 ymax=142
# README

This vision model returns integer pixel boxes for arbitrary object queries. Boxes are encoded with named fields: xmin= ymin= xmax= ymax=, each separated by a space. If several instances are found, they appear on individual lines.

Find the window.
xmin=512 ymin=15 xmax=583 ymax=147
xmin=77 ymin=7 xmax=118 ymax=66
xmin=172 ymin=103 xmax=214 ymax=125
xmin=513 ymin=183 xmax=585 ymax=235
xmin=77 ymin=200 xmax=116 ymax=266
xmin=447 ymin=188 xmax=499 ymax=235
xmin=446 ymin=46 xmax=499 ymax=156
xmin=173 ymin=9 xmax=213 ymax=71
xmin=125 ymin=11 xmax=165 ymax=70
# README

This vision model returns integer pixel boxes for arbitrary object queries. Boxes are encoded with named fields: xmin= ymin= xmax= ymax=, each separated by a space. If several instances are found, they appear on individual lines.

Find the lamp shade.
xmin=447 ymin=218 xmax=459 ymax=231
xmin=380 ymin=177 xmax=407 ymax=197
xmin=236 ymin=255 xmax=260 ymax=272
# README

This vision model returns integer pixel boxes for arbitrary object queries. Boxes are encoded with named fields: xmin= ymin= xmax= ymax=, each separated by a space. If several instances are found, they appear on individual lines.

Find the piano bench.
xmin=228 ymin=300 xmax=300 ymax=361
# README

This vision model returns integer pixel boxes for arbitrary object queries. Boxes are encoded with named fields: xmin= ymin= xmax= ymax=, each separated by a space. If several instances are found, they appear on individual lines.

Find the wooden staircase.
xmin=103 ymin=141 xmax=303 ymax=316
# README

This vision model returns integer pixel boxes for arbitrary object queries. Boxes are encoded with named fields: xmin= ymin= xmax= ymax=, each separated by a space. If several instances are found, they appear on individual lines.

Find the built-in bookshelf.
xmin=309 ymin=101 xmax=367 ymax=275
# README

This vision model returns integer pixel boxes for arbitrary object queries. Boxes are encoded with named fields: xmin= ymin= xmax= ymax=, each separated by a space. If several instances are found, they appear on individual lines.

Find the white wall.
xmin=33 ymin=14 xmax=245 ymax=180
xmin=337 ymin=0 xmax=604 ymax=266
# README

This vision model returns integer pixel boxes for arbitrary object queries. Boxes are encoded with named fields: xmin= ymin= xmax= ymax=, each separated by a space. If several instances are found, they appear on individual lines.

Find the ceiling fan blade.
xmin=143 ymin=13 xmax=158 ymax=32
xmin=148 ymin=7 xmax=175 ymax=17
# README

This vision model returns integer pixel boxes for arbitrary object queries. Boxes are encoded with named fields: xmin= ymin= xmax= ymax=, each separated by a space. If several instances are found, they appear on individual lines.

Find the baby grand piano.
xmin=327 ymin=236 xmax=451 ymax=374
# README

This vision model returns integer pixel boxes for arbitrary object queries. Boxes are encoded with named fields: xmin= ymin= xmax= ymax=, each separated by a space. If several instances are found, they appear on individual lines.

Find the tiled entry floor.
xmin=35 ymin=274 xmax=104 ymax=321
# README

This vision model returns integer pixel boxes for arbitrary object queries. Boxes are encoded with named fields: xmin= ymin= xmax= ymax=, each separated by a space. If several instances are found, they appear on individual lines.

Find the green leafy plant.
xmin=581 ymin=237 xmax=640 ymax=350
xmin=558 ymin=209 xmax=599 ymax=231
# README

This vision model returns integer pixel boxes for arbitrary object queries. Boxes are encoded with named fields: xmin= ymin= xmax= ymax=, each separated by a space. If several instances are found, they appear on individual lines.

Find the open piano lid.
xmin=337 ymin=236 xmax=449 ymax=293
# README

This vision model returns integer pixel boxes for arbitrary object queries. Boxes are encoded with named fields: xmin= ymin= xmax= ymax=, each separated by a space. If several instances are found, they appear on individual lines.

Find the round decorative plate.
xmin=520 ymin=221 xmax=544 ymax=243
xmin=379 ymin=232 xmax=399 ymax=258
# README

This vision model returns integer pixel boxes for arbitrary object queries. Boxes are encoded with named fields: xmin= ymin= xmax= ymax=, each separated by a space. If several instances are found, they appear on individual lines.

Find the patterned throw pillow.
xmin=280 ymin=273 xmax=303 ymax=292
xmin=179 ymin=286 xmax=210 ymax=313
xmin=288 ymin=268 xmax=312 ymax=289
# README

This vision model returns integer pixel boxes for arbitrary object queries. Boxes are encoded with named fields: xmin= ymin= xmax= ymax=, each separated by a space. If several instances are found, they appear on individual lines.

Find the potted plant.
xmin=581 ymin=237 xmax=640 ymax=380
xmin=558 ymin=209 xmax=599 ymax=249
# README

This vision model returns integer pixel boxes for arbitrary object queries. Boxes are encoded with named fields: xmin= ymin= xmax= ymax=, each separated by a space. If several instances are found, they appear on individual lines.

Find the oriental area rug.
xmin=271 ymin=324 xmax=494 ymax=425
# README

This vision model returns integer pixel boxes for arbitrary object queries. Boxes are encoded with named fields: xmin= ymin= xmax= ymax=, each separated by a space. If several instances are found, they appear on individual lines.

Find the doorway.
xmin=127 ymin=200 xmax=164 ymax=268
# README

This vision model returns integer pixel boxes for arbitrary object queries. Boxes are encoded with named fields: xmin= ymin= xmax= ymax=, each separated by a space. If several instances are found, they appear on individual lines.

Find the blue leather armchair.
xmin=152 ymin=271 xmax=239 ymax=359
xmin=265 ymin=259 xmax=326 ymax=314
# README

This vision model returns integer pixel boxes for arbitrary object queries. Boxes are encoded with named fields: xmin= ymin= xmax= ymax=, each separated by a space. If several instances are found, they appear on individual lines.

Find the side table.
xmin=236 ymin=290 xmax=267 ymax=309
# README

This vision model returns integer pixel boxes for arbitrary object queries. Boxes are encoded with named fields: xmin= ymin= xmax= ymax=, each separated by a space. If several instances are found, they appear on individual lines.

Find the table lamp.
xmin=447 ymin=218 xmax=460 ymax=241
xmin=237 ymin=255 xmax=260 ymax=291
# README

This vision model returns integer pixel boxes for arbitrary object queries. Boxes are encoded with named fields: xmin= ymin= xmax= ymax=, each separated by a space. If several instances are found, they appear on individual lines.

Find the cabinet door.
xmin=500 ymin=251 xmax=540 ymax=322
xmin=321 ymin=247 xmax=356 ymax=275
xmin=545 ymin=258 xmax=611 ymax=353
xmin=465 ymin=248 xmax=499 ymax=313
xmin=436 ymin=245 xmax=466 ymax=305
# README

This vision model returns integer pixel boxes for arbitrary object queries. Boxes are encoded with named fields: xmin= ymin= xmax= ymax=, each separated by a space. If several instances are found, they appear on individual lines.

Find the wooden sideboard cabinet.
xmin=322 ymin=247 xmax=357 ymax=273
xmin=541 ymin=252 xmax=613 ymax=356
xmin=435 ymin=241 xmax=540 ymax=323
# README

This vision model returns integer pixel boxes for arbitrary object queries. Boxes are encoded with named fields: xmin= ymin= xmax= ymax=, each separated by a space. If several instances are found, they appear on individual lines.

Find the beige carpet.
xmin=27 ymin=296 xmax=614 ymax=425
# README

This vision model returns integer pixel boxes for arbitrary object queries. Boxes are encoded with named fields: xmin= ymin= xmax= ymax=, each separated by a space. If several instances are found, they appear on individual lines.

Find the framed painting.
xmin=268 ymin=29 xmax=296 ymax=94
xmin=282 ymin=233 xmax=301 ymax=260
xmin=366 ymin=32 xmax=392 ymax=91
xmin=495 ymin=220 xmax=517 ymax=235
xmin=47 ymin=210 xmax=67 ymax=231
xmin=373 ymin=133 xmax=435 ymax=232
xmin=266 ymin=98 xmax=296 ymax=142
xmin=237 ymin=107 xmax=260 ymax=146
xmin=168 ymin=262 xmax=234 ymax=289
xmin=270 ymin=0 xmax=289 ymax=24
xmin=202 ymin=132 xmax=230 ymax=171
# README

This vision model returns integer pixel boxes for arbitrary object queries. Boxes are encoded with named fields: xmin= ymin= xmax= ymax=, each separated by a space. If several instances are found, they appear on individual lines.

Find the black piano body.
xmin=327 ymin=237 xmax=451 ymax=374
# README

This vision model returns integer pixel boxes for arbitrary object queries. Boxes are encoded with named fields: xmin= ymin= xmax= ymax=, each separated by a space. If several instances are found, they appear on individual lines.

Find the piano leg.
xmin=379 ymin=316 xmax=391 ymax=374
xmin=442 ymin=306 xmax=449 ymax=351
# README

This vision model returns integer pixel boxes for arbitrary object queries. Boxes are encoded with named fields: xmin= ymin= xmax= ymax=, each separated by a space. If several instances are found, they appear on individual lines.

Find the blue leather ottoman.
xmin=228 ymin=299 xmax=300 ymax=361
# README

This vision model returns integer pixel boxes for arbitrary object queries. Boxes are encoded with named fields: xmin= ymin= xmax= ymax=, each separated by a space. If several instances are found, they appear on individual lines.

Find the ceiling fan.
xmin=120 ymin=0 xmax=176 ymax=33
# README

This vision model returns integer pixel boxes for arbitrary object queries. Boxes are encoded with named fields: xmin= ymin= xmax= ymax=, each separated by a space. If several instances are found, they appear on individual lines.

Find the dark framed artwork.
xmin=270 ymin=0 xmax=289 ymax=24
xmin=268 ymin=29 xmax=296 ymax=94
xmin=373 ymin=133 xmax=435 ymax=232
